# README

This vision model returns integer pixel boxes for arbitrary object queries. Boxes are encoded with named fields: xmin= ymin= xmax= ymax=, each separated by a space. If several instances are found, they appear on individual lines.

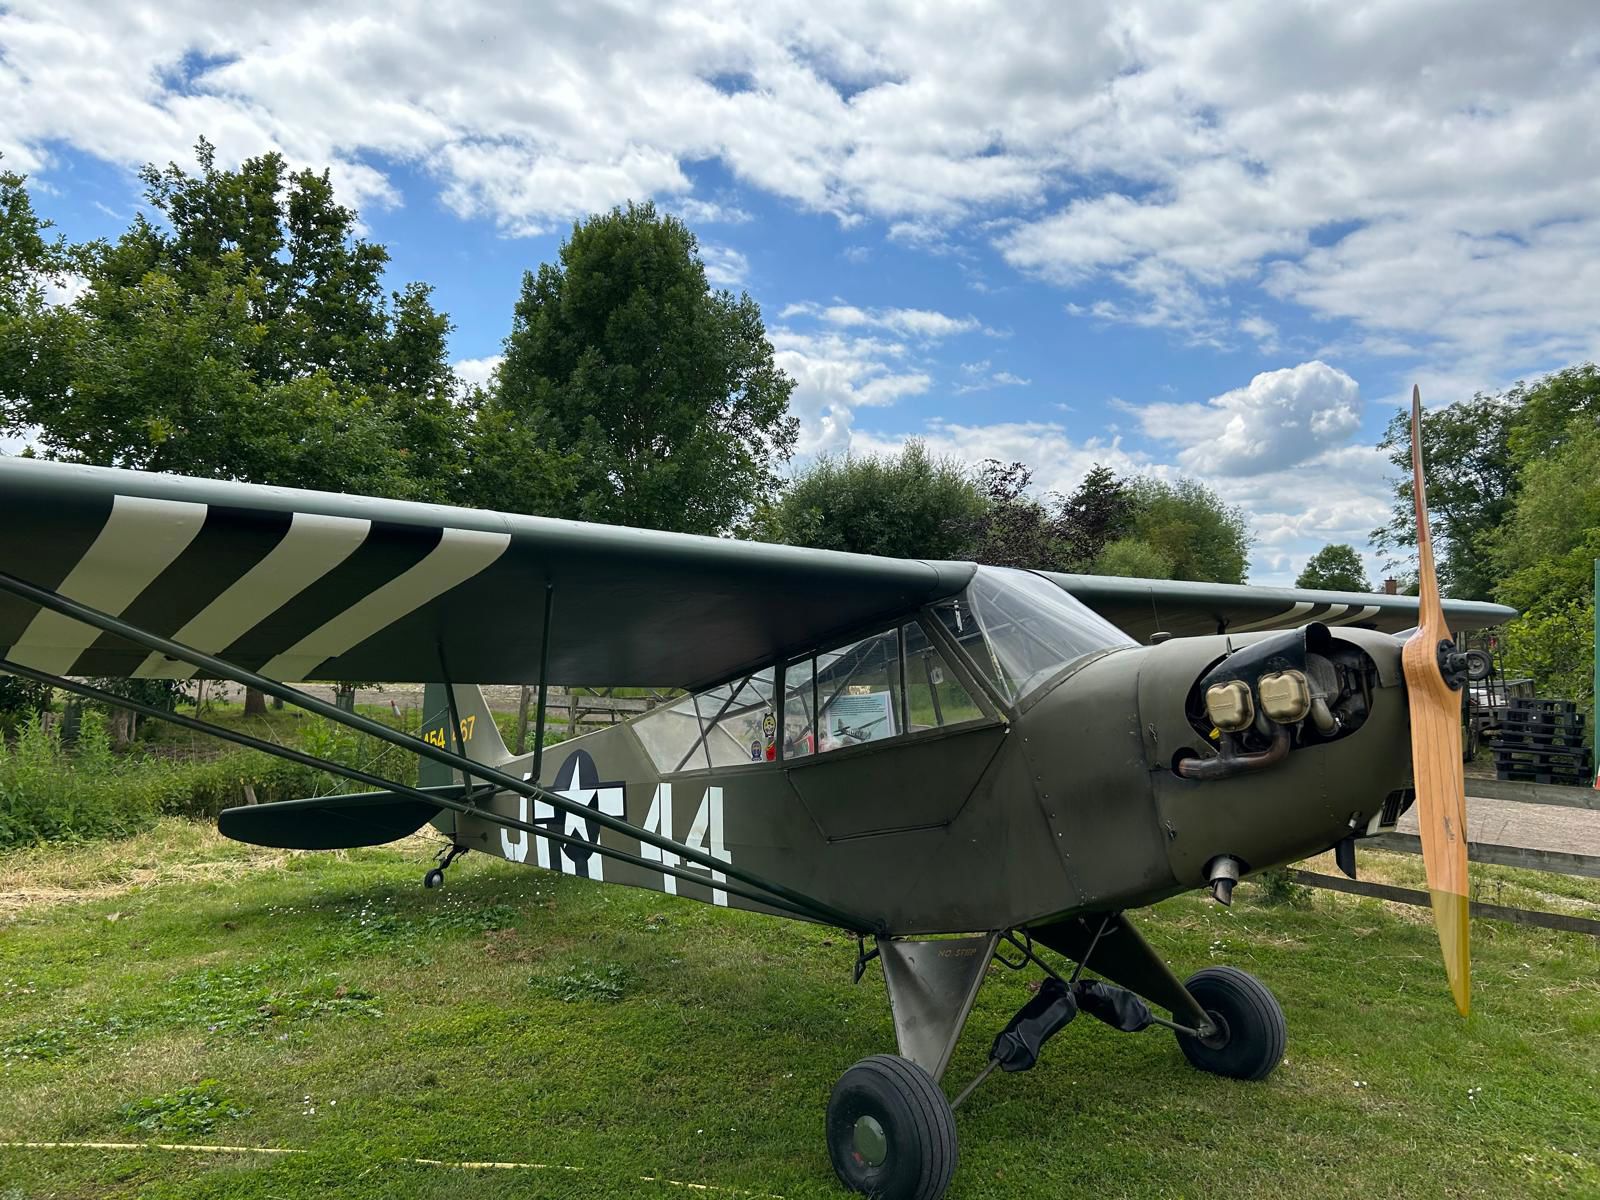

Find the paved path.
xmin=1399 ymin=790 xmax=1600 ymax=857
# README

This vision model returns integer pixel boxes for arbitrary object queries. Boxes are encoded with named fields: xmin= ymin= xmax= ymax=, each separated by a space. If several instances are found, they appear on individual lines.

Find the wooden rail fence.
xmin=1291 ymin=775 xmax=1600 ymax=936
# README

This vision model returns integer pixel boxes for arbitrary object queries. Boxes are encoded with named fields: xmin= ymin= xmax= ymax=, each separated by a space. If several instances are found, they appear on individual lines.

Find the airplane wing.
xmin=0 ymin=458 xmax=973 ymax=690
xmin=1044 ymin=572 xmax=1516 ymax=642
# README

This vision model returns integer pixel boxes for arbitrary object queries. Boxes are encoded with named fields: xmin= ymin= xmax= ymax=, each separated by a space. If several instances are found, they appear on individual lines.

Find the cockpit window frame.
xmin=632 ymin=607 xmax=1007 ymax=779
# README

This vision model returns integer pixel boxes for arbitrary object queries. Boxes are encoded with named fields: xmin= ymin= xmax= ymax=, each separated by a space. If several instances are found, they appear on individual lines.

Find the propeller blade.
xmin=1399 ymin=385 xmax=1471 ymax=1016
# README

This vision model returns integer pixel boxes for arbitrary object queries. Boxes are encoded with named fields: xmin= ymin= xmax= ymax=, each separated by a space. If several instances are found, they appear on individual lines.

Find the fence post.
xmin=515 ymin=685 xmax=531 ymax=755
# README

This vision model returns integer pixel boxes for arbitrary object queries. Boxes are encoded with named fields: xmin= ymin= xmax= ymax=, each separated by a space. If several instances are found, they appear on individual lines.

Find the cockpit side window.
xmin=812 ymin=627 xmax=902 ymax=754
xmin=903 ymin=620 xmax=985 ymax=730
xmin=635 ymin=609 xmax=1007 ymax=774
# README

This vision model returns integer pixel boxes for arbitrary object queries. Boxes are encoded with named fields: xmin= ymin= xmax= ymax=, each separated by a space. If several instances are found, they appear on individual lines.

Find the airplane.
xmin=0 ymin=391 xmax=1510 ymax=1200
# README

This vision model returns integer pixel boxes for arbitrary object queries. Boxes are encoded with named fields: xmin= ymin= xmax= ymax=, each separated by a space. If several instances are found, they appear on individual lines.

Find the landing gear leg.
xmin=423 ymin=844 xmax=468 ymax=889
xmin=825 ymin=933 xmax=996 ymax=1200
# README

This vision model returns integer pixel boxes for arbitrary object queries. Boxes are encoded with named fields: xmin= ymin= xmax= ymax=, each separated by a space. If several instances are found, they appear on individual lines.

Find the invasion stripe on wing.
xmin=7 ymin=496 xmax=207 ymax=675
xmin=259 ymin=527 xmax=512 ymax=681
xmin=134 ymin=512 xmax=372 ymax=679
xmin=1228 ymin=602 xmax=1313 ymax=632
xmin=1325 ymin=604 xmax=1381 ymax=625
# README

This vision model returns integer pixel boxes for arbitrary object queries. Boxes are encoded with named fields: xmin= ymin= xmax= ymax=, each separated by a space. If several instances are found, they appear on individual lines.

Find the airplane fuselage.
xmin=438 ymin=624 xmax=1412 ymax=934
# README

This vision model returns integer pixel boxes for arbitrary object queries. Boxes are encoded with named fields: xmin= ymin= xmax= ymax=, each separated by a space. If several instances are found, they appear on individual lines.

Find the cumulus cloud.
xmin=452 ymin=355 xmax=503 ymax=390
xmin=1135 ymin=361 xmax=1362 ymax=476
xmin=699 ymin=244 xmax=749 ymax=288
xmin=767 ymin=328 xmax=929 ymax=456
xmin=3 ymin=2 xmax=1596 ymax=385
xmin=782 ymin=301 xmax=984 ymax=340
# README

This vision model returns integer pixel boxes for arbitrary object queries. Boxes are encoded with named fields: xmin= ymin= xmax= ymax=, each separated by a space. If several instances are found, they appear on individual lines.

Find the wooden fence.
xmin=1290 ymin=775 xmax=1600 ymax=937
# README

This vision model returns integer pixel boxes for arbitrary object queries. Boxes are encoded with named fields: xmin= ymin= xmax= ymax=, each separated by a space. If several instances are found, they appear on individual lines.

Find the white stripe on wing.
xmin=1325 ymin=604 xmax=1382 ymax=625
xmin=135 ymin=512 xmax=372 ymax=679
xmin=259 ymin=527 xmax=512 ymax=681
xmin=1227 ymin=601 xmax=1312 ymax=633
xmin=8 ymin=496 xmax=207 ymax=675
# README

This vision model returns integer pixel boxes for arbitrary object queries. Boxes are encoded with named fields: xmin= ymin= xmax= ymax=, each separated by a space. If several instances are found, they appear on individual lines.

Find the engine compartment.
xmin=1183 ymin=623 xmax=1384 ymax=765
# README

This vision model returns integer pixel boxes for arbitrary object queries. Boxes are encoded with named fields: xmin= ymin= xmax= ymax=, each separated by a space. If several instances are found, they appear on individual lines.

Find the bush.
xmin=1500 ymin=601 xmax=1595 ymax=746
xmin=0 ymin=711 xmax=151 ymax=845
xmin=0 ymin=708 xmax=426 ymax=848
xmin=1251 ymin=866 xmax=1312 ymax=907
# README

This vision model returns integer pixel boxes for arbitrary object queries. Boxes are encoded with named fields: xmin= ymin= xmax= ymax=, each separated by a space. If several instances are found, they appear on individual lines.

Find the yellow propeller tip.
xmin=1429 ymin=887 xmax=1471 ymax=1017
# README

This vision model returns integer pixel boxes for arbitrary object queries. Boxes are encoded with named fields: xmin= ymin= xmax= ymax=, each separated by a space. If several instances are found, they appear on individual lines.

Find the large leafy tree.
xmin=475 ymin=202 xmax=797 ymax=533
xmin=758 ymin=441 xmax=984 ymax=560
xmin=0 ymin=159 xmax=84 ymax=423
xmin=969 ymin=460 xmax=1066 ymax=570
xmin=1486 ymin=414 xmax=1600 ymax=615
xmin=1296 ymin=543 xmax=1371 ymax=592
xmin=1372 ymin=390 xmax=1521 ymax=600
xmin=4 ymin=140 xmax=464 ymax=499
xmin=1121 ymin=478 xmax=1252 ymax=583
xmin=970 ymin=461 xmax=1135 ymax=572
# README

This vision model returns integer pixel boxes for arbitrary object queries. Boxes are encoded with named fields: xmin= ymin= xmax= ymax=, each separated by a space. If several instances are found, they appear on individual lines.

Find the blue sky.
xmin=6 ymin=2 xmax=1599 ymax=583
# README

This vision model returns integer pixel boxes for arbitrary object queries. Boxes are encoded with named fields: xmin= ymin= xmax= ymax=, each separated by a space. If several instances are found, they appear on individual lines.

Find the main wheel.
xmin=1175 ymin=966 xmax=1286 ymax=1081
xmin=826 ymin=1055 xmax=957 ymax=1200
xmin=423 ymin=868 xmax=445 ymax=889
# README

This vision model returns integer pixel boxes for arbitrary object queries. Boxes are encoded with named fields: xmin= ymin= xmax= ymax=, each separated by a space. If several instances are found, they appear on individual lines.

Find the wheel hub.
xmin=852 ymin=1114 xmax=888 ymax=1167
xmin=1198 ymin=1009 xmax=1231 ymax=1050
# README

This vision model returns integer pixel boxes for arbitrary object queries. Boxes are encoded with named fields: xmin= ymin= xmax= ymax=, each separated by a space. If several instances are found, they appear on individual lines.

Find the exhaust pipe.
xmin=1205 ymin=855 xmax=1244 ymax=905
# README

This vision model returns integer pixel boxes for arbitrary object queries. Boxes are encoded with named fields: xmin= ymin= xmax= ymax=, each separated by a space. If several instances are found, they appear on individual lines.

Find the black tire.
xmin=1175 ymin=966 xmax=1285 ymax=1081
xmin=423 ymin=868 xmax=445 ymax=889
xmin=826 ymin=1054 xmax=957 ymax=1200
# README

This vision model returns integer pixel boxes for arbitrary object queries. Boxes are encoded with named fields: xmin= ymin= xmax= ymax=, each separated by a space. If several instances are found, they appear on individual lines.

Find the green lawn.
xmin=1 ymin=821 xmax=1597 ymax=1199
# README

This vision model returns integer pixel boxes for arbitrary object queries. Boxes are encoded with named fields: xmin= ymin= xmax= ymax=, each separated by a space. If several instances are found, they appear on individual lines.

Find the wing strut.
xmin=0 ymin=568 xmax=876 ymax=934
xmin=0 ymin=658 xmax=845 ymax=927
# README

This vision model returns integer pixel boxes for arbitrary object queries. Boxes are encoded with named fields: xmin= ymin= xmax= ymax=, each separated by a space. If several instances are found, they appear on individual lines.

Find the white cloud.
xmin=768 ymin=328 xmax=929 ymax=455
xmin=675 ymin=197 xmax=752 ymax=225
xmin=452 ymin=355 xmax=503 ymax=390
xmin=782 ymin=301 xmax=984 ymax=340
xmin=954 ymin=361 xmax=1030 ymax=394
xmin=841 ymin=356 xmax=1392 ymax=585
xmin=699 ymin=244 xmax=749 ymax=288
xmin=4 ymin=2 xmax=1596 ymax=387
xmin=1135 ymin=360 xmax=1362 ymax=476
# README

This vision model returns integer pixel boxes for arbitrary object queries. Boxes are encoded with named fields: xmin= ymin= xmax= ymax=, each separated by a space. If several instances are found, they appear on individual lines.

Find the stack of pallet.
xmin=1492 ymin=698 xmax=1593 ymax=785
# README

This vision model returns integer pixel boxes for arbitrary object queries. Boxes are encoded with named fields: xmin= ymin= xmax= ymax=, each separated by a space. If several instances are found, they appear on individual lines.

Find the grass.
xmin=0 ymin=821 xmax=1597 ymax=1199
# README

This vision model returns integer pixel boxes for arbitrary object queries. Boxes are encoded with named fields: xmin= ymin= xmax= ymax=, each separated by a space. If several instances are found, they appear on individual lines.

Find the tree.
xmin=1485 ymin=413 xmax=1600 ymax=615
xmin=1058 ymin=464 xmax=1135 ymax=566
xmin=969 ymin=460 xmax=1066 ymax=570
xmin=1505 ymin=363 xmax=1600 ymax=467
xmin=475 ymin=201 xmax=797 ymax=533
xmin=1125 ymin=478 xmax=1252 ymax=583
xmin=0 ymin=158 xmax=84 ymax=429
xmin=969 ymin=460 xmax=1134 ymax=572
xmin=759 ymin=441 xmax=985 ymax=560
xmin=1090 ymin=537 xmax=1174 ymax=579
xmin=4 ymin=139 xmax=465 ymax=500
xmin=1296 ymin=544 xmax=1371 ymax=592
xmin=1372 ymin=390 xmax=1521 ymax=600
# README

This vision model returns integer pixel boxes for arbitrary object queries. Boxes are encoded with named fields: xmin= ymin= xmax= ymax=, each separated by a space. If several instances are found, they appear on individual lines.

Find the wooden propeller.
xmin=1400 ymin=385 xmax=1471 ymax=1016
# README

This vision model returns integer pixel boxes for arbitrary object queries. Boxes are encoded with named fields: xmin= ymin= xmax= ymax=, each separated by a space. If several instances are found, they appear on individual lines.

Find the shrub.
xmin=0 ymin=708 xmax=426 ymax=847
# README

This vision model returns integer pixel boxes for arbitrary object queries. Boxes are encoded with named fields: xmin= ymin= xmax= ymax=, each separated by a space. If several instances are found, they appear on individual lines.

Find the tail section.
xmin=419 ymin=683 xmax=515 ymax=788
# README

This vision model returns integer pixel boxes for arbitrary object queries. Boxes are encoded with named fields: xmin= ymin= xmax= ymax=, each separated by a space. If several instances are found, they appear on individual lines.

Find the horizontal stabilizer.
xmin=218 ymin=785 xmax=465 ymax=849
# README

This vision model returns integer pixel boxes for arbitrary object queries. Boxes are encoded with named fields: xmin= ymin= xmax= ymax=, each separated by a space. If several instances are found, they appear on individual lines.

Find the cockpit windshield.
xmin=935 ymin=566 xmax=1135 ymax=702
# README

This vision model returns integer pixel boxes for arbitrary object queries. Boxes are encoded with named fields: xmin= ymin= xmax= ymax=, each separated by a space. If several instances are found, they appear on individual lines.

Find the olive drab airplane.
xmin=0 ymin=390 xmax=1511 ymax=1200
